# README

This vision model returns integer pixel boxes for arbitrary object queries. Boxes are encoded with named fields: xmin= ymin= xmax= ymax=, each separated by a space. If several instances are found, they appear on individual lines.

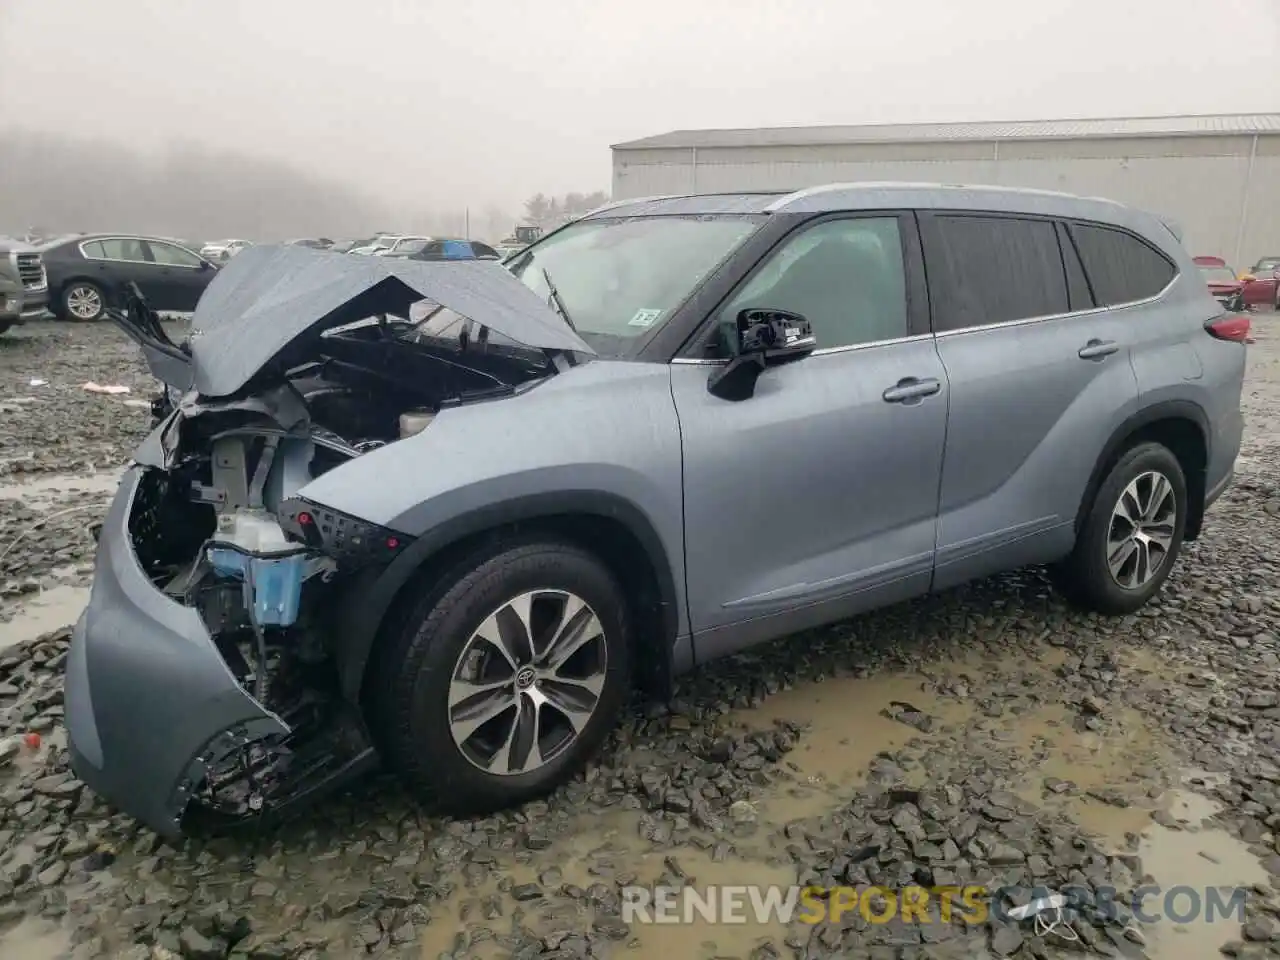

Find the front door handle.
xmin=882 ymin=377 xmax=941 ymax=403
xmin=1078 ymin=339 xmax=1119 ymax=360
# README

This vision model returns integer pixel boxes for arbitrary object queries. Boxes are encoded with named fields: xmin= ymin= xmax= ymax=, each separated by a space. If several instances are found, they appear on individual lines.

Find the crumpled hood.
xmin=182 ymin=243 xmax=594 ymax=398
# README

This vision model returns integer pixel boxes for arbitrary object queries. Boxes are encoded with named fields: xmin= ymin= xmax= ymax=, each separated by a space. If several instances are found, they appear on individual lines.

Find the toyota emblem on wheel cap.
xmin=515 ymin=666 xmax=536 ymax=689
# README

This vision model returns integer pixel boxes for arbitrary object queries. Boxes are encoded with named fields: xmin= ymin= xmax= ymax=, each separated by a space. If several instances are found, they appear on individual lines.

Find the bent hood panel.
xmin=186 ymin=244 xmax=594 ymax=397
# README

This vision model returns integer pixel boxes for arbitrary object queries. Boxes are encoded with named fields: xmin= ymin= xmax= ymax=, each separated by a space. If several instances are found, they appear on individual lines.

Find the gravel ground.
xmin=0 ymin=315 xmax=1279 ymax=960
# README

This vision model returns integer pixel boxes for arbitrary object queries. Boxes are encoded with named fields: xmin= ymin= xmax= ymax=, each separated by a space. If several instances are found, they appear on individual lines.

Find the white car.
xmin=199 ymin=239 xmax=252 ymax=262
xmin=351 ymin=235 xmax=432 ymax=257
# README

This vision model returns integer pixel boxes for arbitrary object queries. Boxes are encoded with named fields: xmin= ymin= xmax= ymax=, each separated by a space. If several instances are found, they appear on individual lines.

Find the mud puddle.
xmin=1012 ymin=702 xmax=1170 ymax=847
xmin=0 ymin=468 xmax=122 ymax=503
xmin=729 ymin=672 xmax=972 ymax=821
xmin=0 ymin=584 xmax=89 ymax=649
xmin=416 ymin=812 xmax=797 ymax=959
xmin=0 ymin=916 xmax=71 ymax=960
xmin=1138 ymin=775 xmax=1267 ymax=960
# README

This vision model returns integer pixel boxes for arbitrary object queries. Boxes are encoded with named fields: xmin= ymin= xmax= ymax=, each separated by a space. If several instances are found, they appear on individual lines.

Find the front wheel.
xmin=61 ymin=282 xmax=105 ymax=322
xmin=1053 ymin=442 xmax=1187 ymax=615
xmin=371 ymin=540 xmax=631 ymax=814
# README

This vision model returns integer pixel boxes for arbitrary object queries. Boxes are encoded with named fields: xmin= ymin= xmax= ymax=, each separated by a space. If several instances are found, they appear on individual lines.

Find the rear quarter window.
xmin=1068 ymin=223 xmax=1176 ymax=306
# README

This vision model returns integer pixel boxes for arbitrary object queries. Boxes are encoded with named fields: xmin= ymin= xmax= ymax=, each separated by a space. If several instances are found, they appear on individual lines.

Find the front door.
xmin=143 ymin=240 xmax=211 ymax=311
xmin=670 ymin=212 xmax=949 ymax=662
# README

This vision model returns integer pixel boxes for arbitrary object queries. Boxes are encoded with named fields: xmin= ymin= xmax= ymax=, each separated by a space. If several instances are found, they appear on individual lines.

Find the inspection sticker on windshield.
xmin=628 ymin=308 xmax=663 ymax=328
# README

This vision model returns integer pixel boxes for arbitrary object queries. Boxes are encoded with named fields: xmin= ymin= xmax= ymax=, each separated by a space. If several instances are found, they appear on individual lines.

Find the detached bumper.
xmin=66 ymin=466 xmax=288 ymax=837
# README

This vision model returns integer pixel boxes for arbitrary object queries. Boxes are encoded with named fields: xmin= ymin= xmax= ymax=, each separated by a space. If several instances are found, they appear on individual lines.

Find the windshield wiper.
xmin=541 ymin=267 xmax=577 ymax=332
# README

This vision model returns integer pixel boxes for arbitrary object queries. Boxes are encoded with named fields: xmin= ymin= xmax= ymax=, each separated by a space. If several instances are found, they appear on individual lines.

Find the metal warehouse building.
xmin=611 ymin=113 xmax=1280 ymax=268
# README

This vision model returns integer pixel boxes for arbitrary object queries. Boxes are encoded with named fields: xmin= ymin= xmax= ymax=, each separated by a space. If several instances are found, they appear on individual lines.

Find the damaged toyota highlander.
xmin=67 ymin=185 xmax=1245 ymax=838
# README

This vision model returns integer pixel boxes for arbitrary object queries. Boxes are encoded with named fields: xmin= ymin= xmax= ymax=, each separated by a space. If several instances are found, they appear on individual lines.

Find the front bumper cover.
xmin=66 ymin=466 xmax=288 ymax=837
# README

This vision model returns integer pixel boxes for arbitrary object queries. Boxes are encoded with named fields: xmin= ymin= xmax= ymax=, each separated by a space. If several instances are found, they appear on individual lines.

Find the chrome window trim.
xmin=79 ymin=237 xmax=205 ymax=269
xmin=145 ymin=240 xmax=205 ymax=270
xmin=670 ymin=273 xmax=1179 ymax=366
xmin=932 ymin=272 xmax=1178 ymax=339
xmin=671 ymin=332 xmax=932 ymax=366
xmin=78 ymin=237 xmax=152 ymax=266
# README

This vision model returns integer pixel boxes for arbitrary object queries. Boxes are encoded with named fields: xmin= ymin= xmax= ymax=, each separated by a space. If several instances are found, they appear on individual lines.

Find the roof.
xmin=585 ymin=182 xmax=1159 ymax=228
xmin=581 ymin=193 xmax=786 ymax=219
xmin=612 ymin=113 xmax=1280 ymax=151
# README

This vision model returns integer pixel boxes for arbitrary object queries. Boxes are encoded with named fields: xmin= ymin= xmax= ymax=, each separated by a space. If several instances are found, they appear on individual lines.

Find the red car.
xmin=1195 ymin=256 xmax=1246 ymax=311
xmin=1241 ymin=256 xmax=1280 ymax=309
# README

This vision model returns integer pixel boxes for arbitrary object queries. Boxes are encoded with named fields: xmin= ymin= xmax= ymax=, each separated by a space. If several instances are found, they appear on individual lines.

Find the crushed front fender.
xmin=65 ymin=466 xmax=289 ymax=837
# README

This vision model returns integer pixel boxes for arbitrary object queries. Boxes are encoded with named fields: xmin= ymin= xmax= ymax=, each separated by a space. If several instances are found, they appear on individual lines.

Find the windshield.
xmin=1253 ymin=259 xmax=1280 ymax=273
xmin=1199 ymin=265 xmax=1237 ymax=283
xmin=505 ymin=214 xmax=763 ymax=357
xmin=395 ymin=239 xmax=429 ymax=255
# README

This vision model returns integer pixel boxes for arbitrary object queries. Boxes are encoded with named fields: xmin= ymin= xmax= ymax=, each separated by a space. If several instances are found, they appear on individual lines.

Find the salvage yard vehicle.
xmin=0 ymin=238 xmax=49 ymax=332
xmin=1241 ymin=256 xmax=1280 ymax=309
xmin=200 ymin=239 xmax=254 ymax=263
xmin=384 ymin=238 xmax=503 ymax=261
xmin=42 ymin=234 xmax=219 ymax=321
xmin=67 ymin=184 xmax=1247 ymax=838
xmin=1195 ymin=256 xmax=1247 ymax=312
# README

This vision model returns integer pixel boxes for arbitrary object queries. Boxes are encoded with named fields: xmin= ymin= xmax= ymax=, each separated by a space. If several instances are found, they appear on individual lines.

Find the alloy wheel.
xmin=447 ymin=589 xmax=608 ymax=776
xmin=1106 ymin=470 xmax=1177 ymax=590
xmin=67 ymin=286 xmax=101 ymax=320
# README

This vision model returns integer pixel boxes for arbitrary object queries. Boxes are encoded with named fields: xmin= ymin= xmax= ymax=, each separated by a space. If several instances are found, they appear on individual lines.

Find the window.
xmin=1198 ymin=264 xmax=1237 ymax=284
xmin=84 ymin=238 xmax=148 ymax=262
xmin=925 ymin=216 xmax=1068 ymax=332
xmin=1069 ymin=223 xmax=1176 ymax=306
xmin=508 ymin=214 xmax=762 ymax=357
xmin=718 ymin=217 xmax=908 ymax=351
xmin=147 ymin=241 xmax=203 ymax=267
xmin=471 ymin=242 xmax=501 ymax=259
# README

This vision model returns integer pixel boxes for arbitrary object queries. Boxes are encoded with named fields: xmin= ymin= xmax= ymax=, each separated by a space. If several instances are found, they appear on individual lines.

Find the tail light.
xmin=1205 ymin=313 xmax=1251 ymax=343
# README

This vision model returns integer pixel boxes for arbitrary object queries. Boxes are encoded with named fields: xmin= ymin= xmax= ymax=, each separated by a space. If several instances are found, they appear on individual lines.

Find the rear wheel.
xmin=61 ymin=282 xmax=105 ymax=322
xmin=371 ymin=540 xmax=631 ymax=813
xmin=1053 ymin=442 xmax=1187 ymax=615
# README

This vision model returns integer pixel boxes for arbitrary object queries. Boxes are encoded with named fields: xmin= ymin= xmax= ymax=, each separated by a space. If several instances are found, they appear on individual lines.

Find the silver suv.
xmin=66 ymin=186 xmax=1247 ymax=836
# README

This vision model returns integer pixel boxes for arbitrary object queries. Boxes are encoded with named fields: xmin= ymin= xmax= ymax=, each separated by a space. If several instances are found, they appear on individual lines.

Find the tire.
xmin=1053 ymin=442 xmax=1187 ymax=615
xmin=371 ymin=540 xmax=631 ymax=814
xmin=60 ymin=282 xmax=105 ymax=322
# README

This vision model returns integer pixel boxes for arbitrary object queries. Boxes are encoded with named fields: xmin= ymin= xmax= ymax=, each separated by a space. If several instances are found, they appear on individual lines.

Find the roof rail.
xmin=582 ymin=195 xmax=678 ymax=217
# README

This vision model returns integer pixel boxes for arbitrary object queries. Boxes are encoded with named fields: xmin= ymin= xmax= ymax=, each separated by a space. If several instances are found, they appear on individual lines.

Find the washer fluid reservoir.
xmin=399 ymin=409 xmax=437 ymax=439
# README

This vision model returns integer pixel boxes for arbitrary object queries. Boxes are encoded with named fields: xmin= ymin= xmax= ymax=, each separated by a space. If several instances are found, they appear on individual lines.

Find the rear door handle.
xmin=1078 ymin=339 xmax=1119 ymax=360
xmin=882 ymin=377 xmax=941 ymax=403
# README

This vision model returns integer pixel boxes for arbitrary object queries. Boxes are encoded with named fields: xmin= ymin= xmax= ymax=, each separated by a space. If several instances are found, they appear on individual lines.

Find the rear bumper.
xmin=66 ymin=466 xmax=288 ymax=837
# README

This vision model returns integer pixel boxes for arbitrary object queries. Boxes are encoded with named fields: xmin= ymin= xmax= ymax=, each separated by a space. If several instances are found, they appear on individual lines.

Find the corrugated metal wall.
xmin=612 ymin=135 xmax=1280 ymax=267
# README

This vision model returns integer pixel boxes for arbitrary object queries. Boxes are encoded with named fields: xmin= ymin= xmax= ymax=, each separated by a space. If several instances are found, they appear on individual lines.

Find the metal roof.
xmin=612 ymin=113 xmax=1280 ymax=151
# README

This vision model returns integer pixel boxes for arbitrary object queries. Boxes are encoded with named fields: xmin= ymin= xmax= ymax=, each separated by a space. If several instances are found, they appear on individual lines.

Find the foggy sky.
xmin=2 ymin=0 xmax=1278 ymax=216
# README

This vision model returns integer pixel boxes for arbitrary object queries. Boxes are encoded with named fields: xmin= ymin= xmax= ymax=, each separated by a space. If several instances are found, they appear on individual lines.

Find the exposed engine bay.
xmin=120 ymin=290 xmax=566 ymax=829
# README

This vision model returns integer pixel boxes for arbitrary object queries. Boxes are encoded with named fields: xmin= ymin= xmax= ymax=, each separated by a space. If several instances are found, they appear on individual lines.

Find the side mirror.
xmin=707 ymin=308 xmax=817 ymax=402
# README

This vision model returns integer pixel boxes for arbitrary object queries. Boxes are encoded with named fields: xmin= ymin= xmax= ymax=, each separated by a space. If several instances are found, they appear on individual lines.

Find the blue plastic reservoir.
xmin=206 ymin=548 xmax=308 ymax=627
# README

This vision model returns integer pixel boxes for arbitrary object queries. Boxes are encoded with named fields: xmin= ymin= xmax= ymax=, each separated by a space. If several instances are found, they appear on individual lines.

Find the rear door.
xmin=672 ymin=212 xmax=949 ymax=658
xmin=79 ymin=237 xmax=157 ymax=304
xmin=143 ymin=240 xmax=212 ymax=311
xmin=920 ymin=212 xmax=1141 ymax=589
